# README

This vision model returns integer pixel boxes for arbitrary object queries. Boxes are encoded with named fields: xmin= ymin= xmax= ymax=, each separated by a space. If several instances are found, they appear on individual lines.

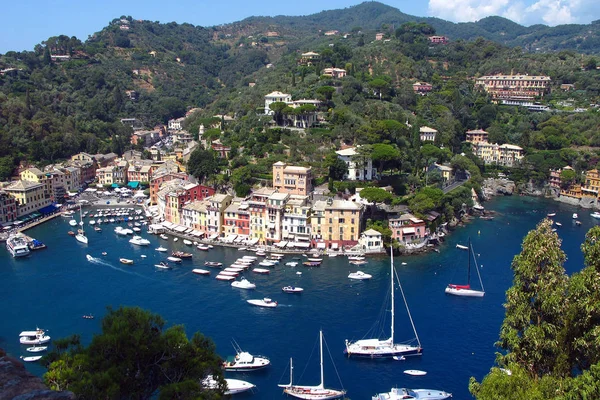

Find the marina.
xmin=1 ymin=196 xmax=597 ymax=398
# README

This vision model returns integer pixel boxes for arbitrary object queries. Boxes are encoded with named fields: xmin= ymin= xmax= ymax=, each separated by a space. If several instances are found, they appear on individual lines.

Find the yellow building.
xmin=20 ymin=167 xmax=51 ymax=199
xmin=310 ymin=199 xmax=362 ymax=250
xmin=247 ymin=187 xmax=276 ymax=244
xmin=583 ymin=169 xmax=600 ymax=197
xmin=4 ymin=180 xmax=51 ymax=217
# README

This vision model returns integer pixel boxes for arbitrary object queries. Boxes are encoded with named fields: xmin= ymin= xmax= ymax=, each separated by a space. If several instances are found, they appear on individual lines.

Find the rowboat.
xmin=119 ymin=258 xmax=134 ymax=265
xmin=192 ymin=268 xmax=210 ymax=275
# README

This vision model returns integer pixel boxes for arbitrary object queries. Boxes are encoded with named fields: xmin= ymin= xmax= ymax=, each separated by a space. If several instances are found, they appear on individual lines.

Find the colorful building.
xmin=272 ymin=162 xmax=313 ymax=196
xmin=4 ymin=180 xmax=51 ymax=217
xmin=224 ymin=200 xmax=251 ymax=238
xmin=389 ymin=214 xmax=428 ymax=243
xmin=0 ymin=190 xmax=18 ymax=224
xmin=265 ymin=192 xmax=289 ymax=244
xmin=282 ymin=196 xmax=312 ymax=244
xmin=475 ymin=74 xmax=551 ymax=105
xmin=310 ymin=199 xmax=362 ymax=250
xmin=206 ymin=194 xmax=233 ymax=237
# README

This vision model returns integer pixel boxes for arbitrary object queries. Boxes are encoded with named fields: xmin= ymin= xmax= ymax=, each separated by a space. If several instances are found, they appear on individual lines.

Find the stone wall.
xmin=0 ymin=348 xmax=74 ymax=400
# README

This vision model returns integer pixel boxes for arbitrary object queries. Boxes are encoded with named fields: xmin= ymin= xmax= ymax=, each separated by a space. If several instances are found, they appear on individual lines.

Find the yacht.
xmin=592 ymin=212 xmax=600 ymax=219
xmin=155 ymin=246 xmax=168 ymax=252
xmin=247 ymin=298 xmax=277 ymax=308
xmin=129 ymin=235 xmax=150 ymax=246
xmin=223 ymin=342 xmax=270 ymax=371
xmin=6 ymin=234 xmax=30 ymax=257
xmin=372 ymin=387 xmax=452 ymax=400
xmin=282 ymin=286 xmax=304 ymax=293
xmin=19 ymin=328 xmax=51 ymax=345
xmin=231 ymin=278 xmax=256 ymax=290
xmin=203 ymin=376 xmax=255 ymax=395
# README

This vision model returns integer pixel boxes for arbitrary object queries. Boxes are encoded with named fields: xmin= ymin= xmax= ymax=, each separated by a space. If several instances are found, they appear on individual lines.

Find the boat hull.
xmin=344 ymin=342 xmax=422 ymax=358
xmin=283 ymin=387 xmax=345 ymax=400
xmin=445 ymin=287 xmax=484 ymax=297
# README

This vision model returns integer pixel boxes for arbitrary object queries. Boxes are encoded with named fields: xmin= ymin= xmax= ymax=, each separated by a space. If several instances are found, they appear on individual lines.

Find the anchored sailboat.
xmin=344 ymin=249 xmax=422 ymax=359
xmin=445 ymin=237 xmax=485 ymax=297
xmin=75 ymin=207 xmax=88 ymax=244
xmin=279 ymin=330 xmax=346 ymax=399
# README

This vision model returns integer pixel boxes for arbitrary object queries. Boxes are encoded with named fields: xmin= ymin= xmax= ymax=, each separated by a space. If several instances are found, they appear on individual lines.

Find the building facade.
xmin=4 ymin=180 xmax=51 ymax=217
xmin=475 ymin=74 xmax=551 ymax=104
xmin=310 ymin=199 xmax=362 ymax=249
xmin=272 ymin=162 xmax=313 ymax=196
xmin=419 ymin=126 xmax=437 ymax=142
xmin=389 ymin=214 xmax=428 ymax=243
xmin=0 ymin=190 xmax=18 ymax=224
xmin=336 ymin=147 xmax=376 ymax=181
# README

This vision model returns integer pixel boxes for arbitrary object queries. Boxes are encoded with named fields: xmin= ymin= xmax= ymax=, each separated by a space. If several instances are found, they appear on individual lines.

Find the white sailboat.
xmin=345 ymin=249 xmax=422 ymax=359
xmin=75 ymin=207 xmax=88 ymax=244
xmin=279 ymin=330 xmax=346 ymax=400
xmin=445 ymin=237 xmax=485 ymax=297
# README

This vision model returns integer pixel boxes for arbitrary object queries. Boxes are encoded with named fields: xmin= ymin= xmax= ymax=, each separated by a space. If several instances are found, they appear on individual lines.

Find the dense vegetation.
xmin=43 ymin=306 xmax=225 ymax=399
xmin=470 ymin=222 xmax=600 ymax=399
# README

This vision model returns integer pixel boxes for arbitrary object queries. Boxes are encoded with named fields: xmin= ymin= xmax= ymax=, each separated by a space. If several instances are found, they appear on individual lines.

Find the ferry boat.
xmin=6 ymin=234 xmax=30 ymax=257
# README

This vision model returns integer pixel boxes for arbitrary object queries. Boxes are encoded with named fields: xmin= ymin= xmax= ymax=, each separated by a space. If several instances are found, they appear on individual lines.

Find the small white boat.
xmin=203 ymin=376 xmax=256 ymax=395
xmin=154 ymin=262 xmax=172 ymax=270
xmin=129 ymin=235 xmax=150 ymax=246
xmin=372 ymin=387 xmax=451 ymax=400
xmin=86 ymin=254 xmax=94 ymax=262
xmin=69 ymin=219 xmax=77 ymax=227
xmin=20 ymin=355 xmax=42 ymax=362
xmin=404 ymin=369 xmax=427 ymax=376
xmin=132 ymin=227 xmax=141 ymax=233
xmin=347 ymin=255 xmax=365 ymax=261
xmin=216 ymin=274 xmax=236 ymax=281
xmin=252 ymin=268 xmax=270 ymax=274
xmin=238 ymin=247 xmax=247 ymax=251
xmin=547 ymin=212 xmax=556 ymax=217
xmin=349 ymin=260 xmax=368 ymax=266
xmin=555 ymin=222 xmax=562 ymax=227
xmin=167 ymin=256 xmax=182 ymax=263
xmin=573 ymin=213 xmax=579 ymax=219
xmin=192 ymin=268 xmax=210 ymax=275
xmin=183 ymin=239 xmax=193 ymax=246
xmin=26 ymin=346 xmax=47 ymax=353
xmin=393 ymin=355 xmax=406 ymax=361
xmin=160 ymin=234 xmax=169 ymax=240
xmin=247 ymin=298 xmax=277 ymax=308
xmin=592 ymin=212 xmax=600 ymax=219
xmin=204 ymin=261 xmax=223 ymax=267
xmin=197 ymin=245 xmax=210 ymax=251
xmin=173 ymin=238 xmax=178 ymax=242
xmin=348 ymin=271 xmax=372 ymax=280
xmin=155 ymin=247 xmax=168 ymax=252
xmin=282 ymin=286 xmax=303 ymax=293
xmin=120 ymin=258 xmax=134 ymax=265
xmin=456 ymin=244 xmax=468 ymax=250
xmin=220 ymin=271 xmax=239 ymax=277
xmin=296 ymin=271 xmax=302 ymax=275
xmin=259 ymin=260 xmax=276 ymax=267
xmin=285 ymin=262 xmax=298 ymax=267
xmin=231 ymin=278 xmax=256 ymax=290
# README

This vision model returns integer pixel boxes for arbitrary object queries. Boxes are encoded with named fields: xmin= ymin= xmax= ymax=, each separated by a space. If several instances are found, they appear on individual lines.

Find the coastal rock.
xmin=0 ymin=349 xmax=74 ymax=400
xmin=517 ymin=181 xmax=544 ymax=197
xmin=482 ymin=178 xmax=515 ymax=197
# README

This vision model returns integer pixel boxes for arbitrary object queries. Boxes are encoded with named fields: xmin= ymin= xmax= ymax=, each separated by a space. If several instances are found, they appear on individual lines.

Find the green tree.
xmin=44 ymin=306 xmax=224 ymax=398
xmin=324 ymin=152 xmax=348 ymax=180
xmin=187 ymin=148 xmax=220 ymax=184
xmin=359 ymin=187 xmax=393 ymax=204
xmin=371 ymin=143 xmax=400 ymax=174
xmin=559 ymin=169 xmax=577 ymax=189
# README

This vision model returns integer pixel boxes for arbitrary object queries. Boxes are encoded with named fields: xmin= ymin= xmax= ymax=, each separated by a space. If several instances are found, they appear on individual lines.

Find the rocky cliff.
xmin=482 ymin=178 xmax=516 ymax=198
xmin=0 ymin=348 xmax=74 ymax=400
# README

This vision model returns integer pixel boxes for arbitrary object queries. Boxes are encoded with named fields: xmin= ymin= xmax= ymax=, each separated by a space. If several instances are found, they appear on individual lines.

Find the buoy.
xmin=478 ymin=230 xmax=480 ymax=235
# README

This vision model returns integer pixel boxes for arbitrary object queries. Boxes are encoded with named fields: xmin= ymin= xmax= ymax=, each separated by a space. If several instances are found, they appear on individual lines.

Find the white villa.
xmin=264 ymin=91 xmax=292 ymax=115
xmin=335 ymin=146 xmax=376 ymax=181
xmin=419 ymin=126 xmax=438 ymax=142
xmin=358 ymin=229 xmax=384 ymax=253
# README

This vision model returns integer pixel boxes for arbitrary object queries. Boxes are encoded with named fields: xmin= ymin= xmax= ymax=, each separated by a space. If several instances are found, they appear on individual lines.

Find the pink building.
xmin=389 ymin=214 xmax=428 ymax=243
xmin=428 ymin=36 xmax=449 ymax=44
xmin=412 ymin=82 xmax=432 ymax=95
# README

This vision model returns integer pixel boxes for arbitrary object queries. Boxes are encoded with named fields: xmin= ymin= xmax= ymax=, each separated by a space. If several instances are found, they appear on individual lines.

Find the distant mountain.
xmin=232 ymin=2 xmax=600 ymax=53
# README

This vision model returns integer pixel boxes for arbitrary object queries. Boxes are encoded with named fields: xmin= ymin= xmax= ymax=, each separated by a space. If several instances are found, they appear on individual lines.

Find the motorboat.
xmin=555 ymin=222 xmax=562 ymax=227
xmin=129 ymin=235 xmax=150 ymax=246
xmin=303 ymin=261 xmax=321 ymax=267
xmin=154 ymin=262 xmax=172 ymax=270
xmin=119 ymin=258 xmax=134 ymax=265
xmin=445 ymin=238 xmax=485 ymax=298
xmin=231 ymin=278 xmax=256 ymax=290
xmin=26 ymin=346 xmax=47 ymax=352
xmin=279 ymin=330 xmax=345 ymax=400
xmin=348 ymin=271 xmax=372 ymax=280
xmin=197 ymin=244 xmax=210 ymax=251
xmin=69 ymin=219 xmax=77 ymax=227
xmin=307 ymin=258 xmax=323 ymax=262
xmin=573 ymin=213 xmax=579 ymax=219
xmin=349 ymin=260 xmax=368 ymax=266
xmin=223 ymin=342 xmax=270 ymax=371
xmin=6 ymin=234 xmax=30 ymax=257
xmin=247 ymin=298 xmax=277 ymax=308
xmin=167 ymin=256 xmax=182 ymax=263
xmin=404 ymin=370 xmax=428 ymax=376
xmin=132 ymin=227 xmax=141 ymax=233
xmin=204 ymin=261 xmax=223 ymax=268
xmin=252 ymin=268 xmax=270 ymax=274
xmin=259 ymin=260 xmax=276 ymax=267
xmin=347 ymin=256 xmax=365 ymax=261
xmin=372 ymin=387 xmax=451 ymax=400
xmin=155 ymin=247 xmax=168 ymax=252
xmin=94 ymin=226 xmax=102 ymax=232
xmin=203 ymin=376 xmax=255 ymax=395
xmin=67 ymin=231 xmax=75 ymax=236
xmin=86 ymin=254 xmax=94 ymax=262
xmin=19 ymin=329 xmax=51 ymax=345
xmin=82 ymin=314 xmax=94 ymax=319
xmin=192 ymin=268 xmax=210 ymax=275
xmin=547 ymin=212 xmax=556 ymax=217
xmin=183 ymin=239 xmax=193 ymax=246
xmin=172 ymin=251 xmax=192 ymax=259
xmin=282 ymin=286 xmax=304 ymax=293
xmin=20 ymin=355 xmax=43 ymax=362
xmin=592 ymin=212 xmax=600 ymax=219
xmin=456 ymin=244 xmax=468 ymax=250
xmin=345 ymin=250 xmax=422 ymax=359
xmin=216 ymin=274 xmax=236 ymax=281
xmin=160 ymin=234 xmax=169 ymax=240
xmin=286 ymin=262 xmax=298 ymax=267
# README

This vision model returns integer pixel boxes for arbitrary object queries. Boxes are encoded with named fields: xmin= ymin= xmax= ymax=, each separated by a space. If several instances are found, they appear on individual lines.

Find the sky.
xmin=1 ymin=0 xmax=599 ymax=54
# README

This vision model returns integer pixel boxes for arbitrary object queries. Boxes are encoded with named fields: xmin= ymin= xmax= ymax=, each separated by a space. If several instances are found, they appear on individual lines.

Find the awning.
xmin=286 ymin=242 xmax=295 ymax=248
xmin=128 ymin=181 xmax=140 ymax=188
xmin=174 ymin=225 xmax=187 ymax=232
xmin=293 ymin=242 xmax=311 ymax=248
xmin=226 ymin=234 xmax=237 ymax=242
xmin=317 ymin=242 xmax=326 ymax=249
xmin=276 ymin=241 xmax=288 ymax=248
xmin=111 ymin=183 xmax=120 ymax=188
xmin=209 ymin=233 xmax=219 ymax=240
xmin=38 ymin=204 xmax=59 ymax=214
xmin=402 ymin=227 xmax=416 ymax=234
xmin=247 ymin=238 xmax=259 ymax=245
xmin=331 ymin=243 xmax=339 ymax=249
xmin=161 ymin=221 xmax=175 ymax=229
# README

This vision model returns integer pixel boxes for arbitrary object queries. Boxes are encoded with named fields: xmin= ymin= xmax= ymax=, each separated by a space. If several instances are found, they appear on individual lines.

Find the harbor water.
xmin=0 ymin=195 xmax=592 ymax=399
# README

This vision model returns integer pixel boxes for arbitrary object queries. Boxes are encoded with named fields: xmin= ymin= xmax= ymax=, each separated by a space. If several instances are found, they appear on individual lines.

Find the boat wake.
xmin=86 ymin=255 xmax=156 ymax=281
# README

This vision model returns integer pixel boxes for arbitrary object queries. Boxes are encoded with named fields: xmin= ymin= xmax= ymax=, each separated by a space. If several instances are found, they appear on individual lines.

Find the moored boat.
xmin=252 ymin=268 xmax=270 ymax=274
xmin=154 ymin=262 xmax=172 ymax=270
xmin=372 ymin=386 xmax=451 ymax=400
xmin=445 ymin=238 xmax=485 ymax=298
xmin=20 ymin=355 xmax=42 ymax=362
xmin=172 ymin=251 xmax=192 ymax=259
xmin=348 ymin=271 xmax=372 ymax=280
xmin=192 ymin=268 xmax=210 ymax=275
xmin=167 ymin=256 xmax=182 ymax=263
xmin=231 ymin=278 xmax=256 ymax=289
xmin=204 ymin=261 xmax=223 ymax=268
xmin=203 ymin=376 xmax=256 ymax=395
xmin=6 ymin=234 xmax=30 ymax=257
xmin=119 ymin=258 xmax=134 ymax=265
xmin=19 ymin=329 xmax=51 ymax=345
xmin=592 ymin=212 xmax=600 ymax=219
xmin=223 ymin=342 xmax=270 ymax=371
xmin=282 ymin=286 xmax=304 ymax=293
xmin=155 ymin=246 xmax=168 ymax=252
xmin=26 ymin=346 xmax=47 ymax=353
xmin=216 ymin=274 xmax=236 ymax=281
xmin=129 ymin=235 xmax=150 ymax=246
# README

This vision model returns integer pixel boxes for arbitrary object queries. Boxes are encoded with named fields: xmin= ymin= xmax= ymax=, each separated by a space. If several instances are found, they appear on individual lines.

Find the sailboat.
xmin=445 ymin=237 xmax=484 ymax=297
xmin=279 ymin=330 xmax=346 ymax=400
xmin=75 ymin=207 xmax=88 ymax=244
xmin=344 ymin=248 xmax=422 ymax=359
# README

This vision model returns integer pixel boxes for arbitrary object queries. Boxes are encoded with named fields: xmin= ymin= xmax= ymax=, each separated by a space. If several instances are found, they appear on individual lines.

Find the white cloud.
xmin=427 ymin=0 xmax=600 ymax=26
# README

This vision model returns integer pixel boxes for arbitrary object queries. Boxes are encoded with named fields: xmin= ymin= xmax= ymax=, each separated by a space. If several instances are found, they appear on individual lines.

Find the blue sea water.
xmin=0 ymin=195 xmax=593 ymax=399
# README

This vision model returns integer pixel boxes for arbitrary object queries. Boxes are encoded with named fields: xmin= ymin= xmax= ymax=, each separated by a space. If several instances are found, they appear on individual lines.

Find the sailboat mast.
xmin=390 ymin=247 xmax=395 ymax=343
xmin=319 ymin=330 xmax=324 ymax=389
xmin=467 ymin=237 xmax=471 ymax=286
